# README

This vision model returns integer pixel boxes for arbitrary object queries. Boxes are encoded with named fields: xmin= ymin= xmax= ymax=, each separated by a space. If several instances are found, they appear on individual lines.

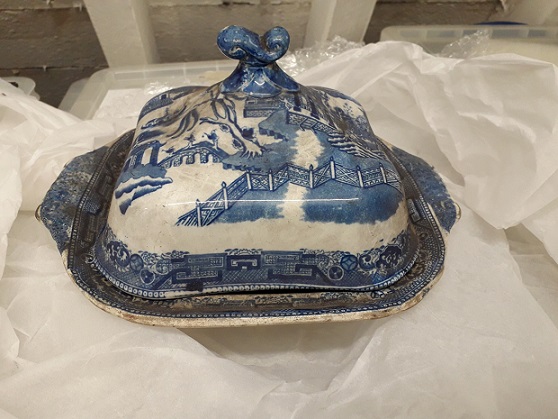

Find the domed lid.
xmin=38 ymin=26 xmax=459 ymax=327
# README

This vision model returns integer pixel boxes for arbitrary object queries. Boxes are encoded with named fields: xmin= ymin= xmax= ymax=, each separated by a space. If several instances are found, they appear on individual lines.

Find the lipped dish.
xmin=38 ymin=26 xmax=459 ymax=327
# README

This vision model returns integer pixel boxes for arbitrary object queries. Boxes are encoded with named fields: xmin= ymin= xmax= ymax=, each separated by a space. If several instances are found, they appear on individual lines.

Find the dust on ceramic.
xmin=38 ymin=26 xmax=459 ymax=327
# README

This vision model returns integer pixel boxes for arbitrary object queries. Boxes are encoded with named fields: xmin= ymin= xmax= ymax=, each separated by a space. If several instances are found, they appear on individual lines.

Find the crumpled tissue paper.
xmin=1 ymin=42 xmax=558 ymax=418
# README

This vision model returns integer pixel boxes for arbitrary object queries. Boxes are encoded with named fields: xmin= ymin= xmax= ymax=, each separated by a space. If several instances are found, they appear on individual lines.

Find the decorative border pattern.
xmin=93 ymin=225 xmax=418 ymax=298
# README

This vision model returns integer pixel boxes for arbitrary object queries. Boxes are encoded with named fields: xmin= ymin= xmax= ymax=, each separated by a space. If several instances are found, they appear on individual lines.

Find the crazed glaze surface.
xmin=38 ymin=26 xmax=459 ymax=326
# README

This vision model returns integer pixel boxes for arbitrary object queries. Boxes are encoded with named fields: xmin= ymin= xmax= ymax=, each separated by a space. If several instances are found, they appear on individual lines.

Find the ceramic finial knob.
xmin=217 ymin=25 xmax=299 ymax=97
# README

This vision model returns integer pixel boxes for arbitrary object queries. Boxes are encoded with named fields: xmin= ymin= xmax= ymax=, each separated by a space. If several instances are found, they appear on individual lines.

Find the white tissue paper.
xmin=1 ymin=42 xmax=558 ymax=418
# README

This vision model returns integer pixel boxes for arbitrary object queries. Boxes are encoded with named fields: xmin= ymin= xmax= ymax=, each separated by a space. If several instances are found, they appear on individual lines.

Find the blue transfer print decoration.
xmin=115 ymin=141 xmax=172 ymax=214
xmin=93 ymin=224 xmax=418 ymax=298
xmin=217 ymin=25 xmax=299 ymax=97
xmin=115 ymin=79 xmax=400 ymax=224
xmin=38 ymin=129 xmax=457 ymax=318
xmin=38 ymin=26 xmax=459 ymax=324
xmin=392 ymin=147 xmax=459 ymax=233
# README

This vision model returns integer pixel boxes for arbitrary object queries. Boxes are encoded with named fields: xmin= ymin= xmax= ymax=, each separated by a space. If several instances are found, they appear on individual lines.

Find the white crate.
xmin=380 ymin=25 xmax=558 ymax=54
xmin=61 ymin=60 xmax=236 ymax=120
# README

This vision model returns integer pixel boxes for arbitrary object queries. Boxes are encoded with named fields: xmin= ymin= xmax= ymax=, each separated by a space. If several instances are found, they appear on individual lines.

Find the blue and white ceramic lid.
xmin=39 ymin=26 xmax=459 ymax=327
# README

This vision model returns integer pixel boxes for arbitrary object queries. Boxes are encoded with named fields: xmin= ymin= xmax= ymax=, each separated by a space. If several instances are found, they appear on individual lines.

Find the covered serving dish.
xmin=38 ymin=26 xmax=459 ymax=327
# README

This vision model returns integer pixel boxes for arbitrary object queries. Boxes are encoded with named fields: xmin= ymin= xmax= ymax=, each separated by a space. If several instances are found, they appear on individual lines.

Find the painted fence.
xmin=176 ymin=157 xmax=402 ymax=227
